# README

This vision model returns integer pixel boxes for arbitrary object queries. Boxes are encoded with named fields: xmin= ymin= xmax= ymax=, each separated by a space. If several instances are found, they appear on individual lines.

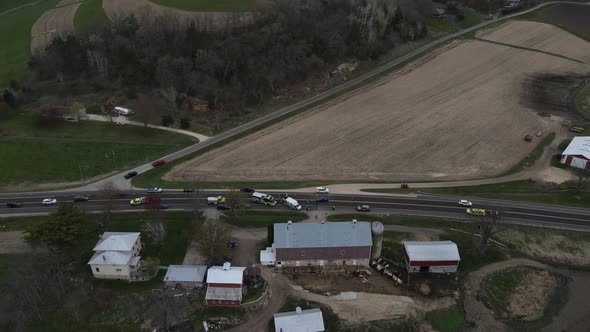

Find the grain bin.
xmin=371 ymin=221 xmax=384 ymax=259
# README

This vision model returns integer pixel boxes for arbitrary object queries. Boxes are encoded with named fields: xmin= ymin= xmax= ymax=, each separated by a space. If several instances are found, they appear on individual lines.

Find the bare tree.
xmin=195 ymin=221 xmax=231 ymax=265
xmin=103 ymin=98 xmax=115 ymax=122
xmin=477 ymin=208 xmax=504 ymax=250
xmin=133 ymin=93 xmax=162 ymax=127
xmin=225 ymin=189 xmax=245 ymax=224
xmin=98 ymin=181 xmax=120 ymax=230
xmin=144 ymin=221 xmax=166 ymax=243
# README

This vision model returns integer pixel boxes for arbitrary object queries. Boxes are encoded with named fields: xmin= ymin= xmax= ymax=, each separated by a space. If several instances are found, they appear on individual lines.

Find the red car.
xmin=152 ymin=159 xmax=166 ymax=167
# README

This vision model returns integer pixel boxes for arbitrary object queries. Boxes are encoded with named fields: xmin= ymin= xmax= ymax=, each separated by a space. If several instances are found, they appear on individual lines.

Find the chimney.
xmin=352 ymin=219 xmax=357 ymax=223
xmin=287 ymin=220 xmax=292 ymax=225
xmin=296 ymin=307 xmax=302 ymax=314
xmin=321 ymin=220 xmax=325 ymax=224
xmin=223 ymin=262 xmax=231 ymax=270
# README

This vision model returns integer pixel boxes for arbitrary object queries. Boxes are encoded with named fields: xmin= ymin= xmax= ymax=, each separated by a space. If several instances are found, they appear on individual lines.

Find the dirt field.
xmin=0 ymin=231 xmax=35 ymax=253
xmin=507 ymin=268 xmax=556 ymax=318
xmin=537 ymin=3 xmax=590 ymax=40
xmin=102 ymin=0 xmax=250 ymax=30
xmin=477 ymin=21 xmax=590 ymax=64
xmin=167 ymin=40 xmax=590 ymax=183
xmin=30 ymin=0 xmax=81 ymax=53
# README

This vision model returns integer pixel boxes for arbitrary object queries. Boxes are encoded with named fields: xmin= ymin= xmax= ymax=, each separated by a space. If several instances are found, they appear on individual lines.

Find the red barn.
xmin=561 ymin=137 xmax=590 ymax=171
xmin=205 ymin=262 xmax=246 ymax=307
xmin=270 ymin=220 xmax=373 ymax=267
xmin=402 ymin=241 xmax=460 ymax=273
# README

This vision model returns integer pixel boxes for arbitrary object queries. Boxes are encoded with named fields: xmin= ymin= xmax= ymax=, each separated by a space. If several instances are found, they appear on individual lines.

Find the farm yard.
xmin=166 ymin=34 xmax=590 ymax=183
xmin=476 ymin=21 xmax=590 ymax=64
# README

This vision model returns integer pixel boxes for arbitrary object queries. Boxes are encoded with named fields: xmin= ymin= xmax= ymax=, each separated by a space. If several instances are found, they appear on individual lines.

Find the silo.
xmin=371 ymin=221 xmax=384 ymax=259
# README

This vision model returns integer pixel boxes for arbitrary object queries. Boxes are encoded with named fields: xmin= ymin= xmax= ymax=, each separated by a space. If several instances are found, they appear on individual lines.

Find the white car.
xmin=458 ymin=200 xmax=473 ymax=207
xmin=115 ymin=121 xmax=125 ymax=125
xmin=147 ymin=187 xmax=163 ymax=193
xmin=42 ymin=198 xmax=57 ymax=205
xmin=316 ymin=187 xmax=330 ymax=194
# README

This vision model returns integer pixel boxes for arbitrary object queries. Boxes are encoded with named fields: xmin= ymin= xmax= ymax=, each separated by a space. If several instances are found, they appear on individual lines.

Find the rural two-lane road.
xmin=1 ymin=191 xmax=589 ymax=231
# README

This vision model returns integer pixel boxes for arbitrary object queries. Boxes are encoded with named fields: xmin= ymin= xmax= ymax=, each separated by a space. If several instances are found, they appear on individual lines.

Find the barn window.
xmin=340 ymin=249 xmax=346 ymax=255
xmin=301 ymin=251 xmax=305 ymax=257
xmin=116 ymin=268 xmax=122 ymax=272
xmin=95 ymin=267 xmax=100 ymax=272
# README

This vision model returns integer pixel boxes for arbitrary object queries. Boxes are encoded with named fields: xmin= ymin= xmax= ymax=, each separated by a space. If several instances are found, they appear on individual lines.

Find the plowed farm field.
xmin=30 ymin=0 xmax=81 ymax=53
xmin=166 ymin=39 xmax=590 ymax=183
xmin=477 ymin=21 xmax=590 ymax=64
xmin=103 ymin=0 xmax=249 ymax=29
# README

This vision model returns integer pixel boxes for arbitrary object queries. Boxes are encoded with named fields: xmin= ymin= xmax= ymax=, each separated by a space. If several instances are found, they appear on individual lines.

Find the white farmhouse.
xmin=87 ymin=232 xmax=142 ymax=280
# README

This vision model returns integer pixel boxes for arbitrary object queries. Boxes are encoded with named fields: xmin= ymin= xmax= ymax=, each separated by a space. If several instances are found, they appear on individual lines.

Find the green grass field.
xmin=223 ymin=210 xmax=307 ymax=227
xmin=74 ymin=0 xmax=108 ymax=31
xmin=0 ymin=111 xmax=195 ymax=188
xmin=0 ymin=0 xmax=61 ymax=89
xmin=458 ymin=10 xmax=482 ymax=29
xmin=0 ymin=0 xmax=39 ymax=13
xmin=575 ymin=83 xmax=590 ymax=118
xmin=149 ymin=0 xmax=256 ymax=12
xmin=425 ymin=303 xmax=465 ymax=332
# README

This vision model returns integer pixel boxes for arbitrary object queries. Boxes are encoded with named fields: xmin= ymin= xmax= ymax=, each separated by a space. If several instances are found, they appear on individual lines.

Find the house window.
xmin=95 ymin=267 xmax=100 ymax=272
xmin=116 ymin=268 xmax=122 ymax=272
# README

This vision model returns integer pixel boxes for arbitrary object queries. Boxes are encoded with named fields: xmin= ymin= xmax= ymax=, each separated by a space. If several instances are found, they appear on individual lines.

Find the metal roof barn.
xmin=273 ymin=221 xmax=372 ymax=249
xmin=402 ymin=241 xmax=460 ymax=273
xmin=274 ymin=307 xmax=325 ymax=332
xmin=164 ymin=265 xmax=207 ymax=283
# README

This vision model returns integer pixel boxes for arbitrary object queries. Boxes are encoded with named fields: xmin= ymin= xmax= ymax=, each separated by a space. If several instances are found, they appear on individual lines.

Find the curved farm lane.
xmin=30 ymin=0 xmax=81 ymax=53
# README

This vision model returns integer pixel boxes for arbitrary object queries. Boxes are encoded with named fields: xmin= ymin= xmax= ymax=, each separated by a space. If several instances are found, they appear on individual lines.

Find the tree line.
xmin=26 ymin=0 xmax=431 ymax=126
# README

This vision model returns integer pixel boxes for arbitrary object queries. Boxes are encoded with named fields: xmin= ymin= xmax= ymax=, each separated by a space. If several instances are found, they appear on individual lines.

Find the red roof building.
xmin=561 ymin=137 xmax=590 ymax=171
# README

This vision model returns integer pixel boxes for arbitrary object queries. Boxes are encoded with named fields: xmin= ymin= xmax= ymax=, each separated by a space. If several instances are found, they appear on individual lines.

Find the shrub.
xmin=180 ymin=117 xmax=191 ymax=129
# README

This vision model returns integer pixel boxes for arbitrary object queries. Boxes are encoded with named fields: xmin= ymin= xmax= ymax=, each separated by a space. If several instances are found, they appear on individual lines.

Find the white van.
xmin=285 ymin=197 xmax=302 ymax=211
xmin=114 ymin=106 xmax=134 ymax=116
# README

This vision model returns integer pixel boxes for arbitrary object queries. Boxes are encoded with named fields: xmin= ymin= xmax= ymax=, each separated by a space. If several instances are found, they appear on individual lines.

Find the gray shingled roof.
xmin=273 ymin=221 xmax=372 ymax=249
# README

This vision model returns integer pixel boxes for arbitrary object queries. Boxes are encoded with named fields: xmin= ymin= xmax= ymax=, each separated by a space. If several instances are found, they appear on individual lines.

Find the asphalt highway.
xmin=2 ymin=191 xmax=588 ymax=231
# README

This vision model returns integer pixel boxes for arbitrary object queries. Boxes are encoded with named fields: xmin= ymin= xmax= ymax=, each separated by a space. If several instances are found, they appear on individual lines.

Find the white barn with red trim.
xmin=561 ymin=136 xmax=590 ymax=171
xmin=402 ymin=241 xmax=460 ymax=273
xmin=205 ymin=262 xmax=246 ymax=307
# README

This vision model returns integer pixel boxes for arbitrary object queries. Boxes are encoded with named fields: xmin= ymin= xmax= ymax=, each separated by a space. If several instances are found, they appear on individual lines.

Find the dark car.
xmin=228 ymin=240 xmax=237 ymax=249
xmin=217 ymin=203 xmax=231 ymax=210
xmin=6 ymin=202 xmax=22 ymax=208
xmin=152 ymin=159 xmax=166 ymax=167
xmin=240 ymin=187 xmax=255 ymax=193
xmin=183 ymin=188 xmax=194 ymax=193
xmin=124 ymin=171 xmax=138 ymax=179
xmin=73 ymin=195 xmax=89 ymax=202
xmin=315 ymin=196 xmax=330 ymax=203
xmin=160 ymin=204 xmax=169 ymax=210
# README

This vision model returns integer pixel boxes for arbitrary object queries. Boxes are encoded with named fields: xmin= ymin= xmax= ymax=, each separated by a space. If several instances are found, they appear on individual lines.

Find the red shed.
xmin=402 ymin=241 xmax=460 ymax=273
xmin=205 ymin=262 xmax=245 ymax=307
xmin=561 ymin=136 xmax=590 ymax=171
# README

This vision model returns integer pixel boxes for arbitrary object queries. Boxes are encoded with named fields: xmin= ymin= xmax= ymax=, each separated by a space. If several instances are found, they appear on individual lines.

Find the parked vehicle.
xmin=183 ymin=188 xmax=194 ymax=193
xmin=316 ymin=187 xmax=329 ymax=194
xmin=73 ymin=195 xmax=90 ymax=202
xmin=251 ymin=192 xmax=277 ymax=206
xmin=42 ymin=198 xmax=57 ymax=205
xmin=458 ymin=200 xmax=472 ymax=207
xmin=160 ymin=204 xmax=169 ymax=210
xmin=147 ymin=187 xmax=163 ymax=193
xmin=113 ymin=106 xmax=134 ymax=116
xmin=466 ymin=208 xmax=486 ymax=216
xmin=130 ymin=197 xmax=147 ymax=205
xmin=6 ymin=202 xmax=22 ymax=208
xmin=228 ymin=240 xmax=237 ymax=249
xmin=356 ymin=205 xmax=370 ymax=212
xmin=240 ymin=187 xmax=256 ymax=193
xmin=115 ymin=121 xmax=125 ymax=125
xmin=315 ymin=196 xmax=330 ymax=203
xmin=152 ymin=159 xmax=166 ymax=167
xmin=124 ymin=171 xmax=138 ymax=179
xmin=285 ymin=197 xmax=302 ymax=211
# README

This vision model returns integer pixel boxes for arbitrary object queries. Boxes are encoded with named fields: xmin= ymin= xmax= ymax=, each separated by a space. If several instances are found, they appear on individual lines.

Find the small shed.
xmin=260 ymin=247 xmax=276 ymax=266
xmin=402 ymin=241 xmax=460 ymax=273
xmin=164 ymin=265 xmax=207 ymax=288
xmin=273 ymin=307 xmax=325 ymax=332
